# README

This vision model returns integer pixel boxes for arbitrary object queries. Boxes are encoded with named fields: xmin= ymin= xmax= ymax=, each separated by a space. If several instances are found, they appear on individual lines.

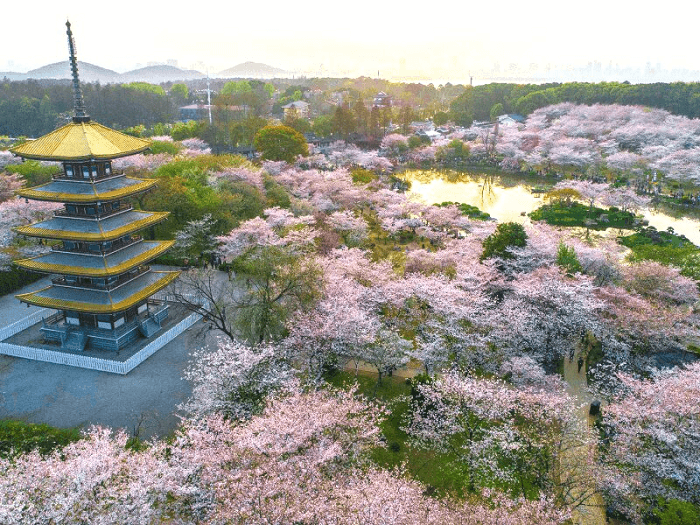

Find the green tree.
xmin=229 ymin=115 xmax=268 ymax=147
xmin=312 ymin=114 xmax=334 ymax=137
xmin=369 ymin=106 xmax=381 ymax=137
xmin=449 ymin=87 xmax=475 ymax=127
xmin=515 ymin=90 xmax=551 ymax=115
xmin=171 ymin=120 xmax=202 ymax=140
xmin=221 ymin=80 xmax=253 ymax=96
xmin=433 ymin=111 xmax=449 ymax=126
xmin=399 ymin=105 xmax=416 ymax=134
xmin=332 ymin=103 xmax=356 ymax=138
xmin=556 ymin=242 xmax=582 ymax=274
xmin=353 ymin=99 xmax=369 ymax=135
xmin=170 ymin=83 xmax=189 ymax=105
xmin=123 ymin=82 xmax=166 ymax=96
xmin=489 ymin=103 xmax=504 ymax=120
xmin=480 ymin=222 xmax=527 ymax=261
xmin=253 ymin=125 xmax=309 ymax=162
xmin=232 ymin=245 xmax=323 ymax=343
xmin=284 ymin=116 xmax=312 ymax=135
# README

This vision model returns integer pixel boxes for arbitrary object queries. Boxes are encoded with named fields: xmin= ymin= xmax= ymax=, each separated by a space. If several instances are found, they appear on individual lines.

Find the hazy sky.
xmin=3 ymin=0 xmax=698 ymax=81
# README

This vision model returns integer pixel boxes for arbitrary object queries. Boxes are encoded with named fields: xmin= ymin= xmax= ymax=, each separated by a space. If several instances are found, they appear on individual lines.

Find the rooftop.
xmin=15 ymin=240 xmax=174 ymax=277
xmin=16 ymin=270 xmax=180 ymax=313
xmin=11 ymin=121 xmax=151 ymax=161
xmin=15 ymin=210 xmax=169 ymax=241
xmin=16 ymin=176 xmax=157 ymax=203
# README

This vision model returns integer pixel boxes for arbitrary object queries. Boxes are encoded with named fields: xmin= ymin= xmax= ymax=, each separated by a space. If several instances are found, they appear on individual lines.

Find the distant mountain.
xmin=25 ymin=61 xmax=122 ymax=83
xmin=120 ymin=65 xmax=205 ymax=83
xmin=0 ymin=71 xmax=26 ymax=81
xmin=6 ymin=62 xmax=205 ymax=84
xmin=4 ymin=61 xmax=287 ymax=84
xmin=218 ymin=61 xmax=287 ymax=78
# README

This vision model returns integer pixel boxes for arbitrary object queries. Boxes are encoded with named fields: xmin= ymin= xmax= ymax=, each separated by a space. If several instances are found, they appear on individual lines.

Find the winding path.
xmin=562 ymin=352 xmax=608 ymax=525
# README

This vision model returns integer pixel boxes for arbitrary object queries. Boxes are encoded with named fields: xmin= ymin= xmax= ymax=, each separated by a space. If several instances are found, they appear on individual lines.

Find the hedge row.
xmin=0 ymin=266 xmax=43 ymax=296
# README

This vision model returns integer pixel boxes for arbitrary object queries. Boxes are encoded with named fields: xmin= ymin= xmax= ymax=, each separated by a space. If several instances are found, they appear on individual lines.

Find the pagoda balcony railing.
xmin=51 ymin=266 xmax=150 ymax=290
xmin=53 ymin=203 xmax=132 ymax=220
xmin=51 ymin=170 xmax=126 ymax=182
xmin=41 ymin=300 xmax=169 ymax=339
xmin=51 ymin=235 xmax=142 ymax=255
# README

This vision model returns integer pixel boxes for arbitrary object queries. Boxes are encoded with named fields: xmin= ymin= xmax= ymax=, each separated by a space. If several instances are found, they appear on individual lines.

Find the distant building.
xmin=410 ymin=120 xmax=434 ymax=133
xmin=373 ymin=92 xmax=392 ymax=108
xmin=282 ymin=100 xmax=310 ymax=119
xmin=497 ymin=114 xmax=525 ymax=126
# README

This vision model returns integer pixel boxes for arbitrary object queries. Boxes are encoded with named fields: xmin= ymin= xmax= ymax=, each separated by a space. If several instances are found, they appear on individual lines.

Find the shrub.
xmin=480 ymin=222 xmax=527 ymax=261
xmin=0 ymin=266 xmax=43 ymax=295
xmin=0 ymin=420 xmax=82 ymax=459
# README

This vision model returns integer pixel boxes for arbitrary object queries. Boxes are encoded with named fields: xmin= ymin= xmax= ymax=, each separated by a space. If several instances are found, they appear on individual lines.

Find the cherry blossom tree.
xmin=405 ymin=372 xmax=598 ymax=507
xmin=326 ymin=210 xmax=369 ymax=246
xmin=209 ymin=166 xmax=264 ymax=192
xmin=0 ymin=426 xmax=206 ymax=524
xmin=494 ymin=267 xmax=603 ymax=364
xmin=0 ymin=197 xmax=61 ymax=269
xmin=180 ymin=338 xmax=293 ymax=420
xmin=0 ymin=172 xmax=23 ymax=202
xmin=599 ymin=362 xmax=700 ymax=518
xmin=621 ymin=260 xmax=699 ymax=306
xmin=172 ymin=213 xmax=219 ymax=261
xmin=594 ymin=283 xmax=699 ymax=364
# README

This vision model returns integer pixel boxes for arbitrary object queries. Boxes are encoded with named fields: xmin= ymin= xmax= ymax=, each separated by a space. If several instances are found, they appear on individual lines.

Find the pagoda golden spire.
xmin=66 ymin=20 xmax=89 ymax=123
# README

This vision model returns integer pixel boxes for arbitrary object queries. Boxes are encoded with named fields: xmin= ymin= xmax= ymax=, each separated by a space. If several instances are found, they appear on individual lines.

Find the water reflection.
xmin=402 ymin=169 xmax=553 ymax=225
xmin=402 ymin=169 xmax=700 ymax=245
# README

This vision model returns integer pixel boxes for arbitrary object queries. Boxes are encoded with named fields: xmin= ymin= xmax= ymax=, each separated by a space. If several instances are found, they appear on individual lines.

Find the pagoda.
xmin=9 ymin=21 xmax=179 ymax=352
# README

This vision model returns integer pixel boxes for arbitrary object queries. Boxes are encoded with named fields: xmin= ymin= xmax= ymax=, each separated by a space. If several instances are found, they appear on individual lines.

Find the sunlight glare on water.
xmin=403 ymin=170 xmax=700 ymax=245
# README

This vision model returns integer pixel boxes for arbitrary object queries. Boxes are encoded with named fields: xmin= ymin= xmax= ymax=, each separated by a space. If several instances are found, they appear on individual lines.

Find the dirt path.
xmin=562 ymin=351 xmax=608 ymax=525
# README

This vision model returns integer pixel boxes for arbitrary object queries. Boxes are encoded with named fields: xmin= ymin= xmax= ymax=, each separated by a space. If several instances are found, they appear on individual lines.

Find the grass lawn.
xmin=0 ymin=419 xmax=82 ymax=459
xmin=530 ymin=201 xmax=637 ymax=230
xmin=325 ymin=370 xmax=494 ymax=498
xmin=619 ymin=227 xmax=700 ymax=280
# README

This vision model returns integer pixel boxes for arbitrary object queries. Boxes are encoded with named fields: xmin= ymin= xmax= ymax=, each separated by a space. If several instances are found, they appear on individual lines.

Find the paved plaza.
xmin=0 ymin=275 xmax=216 ymax=439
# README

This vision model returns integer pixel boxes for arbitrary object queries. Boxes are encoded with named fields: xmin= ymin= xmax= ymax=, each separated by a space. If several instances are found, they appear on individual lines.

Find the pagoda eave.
xmin=15 ymin=270 xmax=180 ymax=313
xmin=14 ymin=240 xmax=175 ymax=277
xmin=15 ymin=178 xmax=158 ymax=203
xmin=14 ymin=211 xmax=170 ymax=241
xmin=10 ymin=121 xmax=151 ymax=162
xmin=12 ymin=150 xmax=149 ymax=162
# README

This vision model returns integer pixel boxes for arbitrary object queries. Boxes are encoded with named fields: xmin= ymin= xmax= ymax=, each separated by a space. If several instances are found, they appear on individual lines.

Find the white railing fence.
xmin=0 ymin=307 xmax=202 ymax=375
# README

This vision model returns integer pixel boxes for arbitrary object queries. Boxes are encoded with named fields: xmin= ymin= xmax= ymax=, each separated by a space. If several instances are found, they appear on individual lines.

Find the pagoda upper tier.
xmin=16 ymin=174 xmax=157 ymax=203
xmin=14 ymin=239 xmax=175 ymax=277
xmin=10 ymin=121 xmax=150 ymax=161
xmin=14 ymin=208 xmax=169 ymax=241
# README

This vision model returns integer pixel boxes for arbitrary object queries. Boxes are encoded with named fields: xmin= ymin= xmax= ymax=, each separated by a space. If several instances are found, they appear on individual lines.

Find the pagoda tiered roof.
xmin=10 ymin=121 xmax=150 ymax=161
xmin=16 ymin=270 xmax=180 ymax=313
xmin=15 ymin=210 xmax=169 ymax=241
xmin=16 ymin=176 xmax=157 ymax=203
xmin=14 ymin=240 xmax=174 ymax=277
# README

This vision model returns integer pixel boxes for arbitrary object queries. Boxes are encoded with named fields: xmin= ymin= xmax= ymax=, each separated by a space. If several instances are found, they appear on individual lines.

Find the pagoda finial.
xmin=66 ymin=20 xmax=90 ymax=123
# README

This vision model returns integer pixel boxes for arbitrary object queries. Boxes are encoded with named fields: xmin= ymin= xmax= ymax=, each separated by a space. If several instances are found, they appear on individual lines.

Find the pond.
xmin=401 ymin=169 xmax=700 ymax=246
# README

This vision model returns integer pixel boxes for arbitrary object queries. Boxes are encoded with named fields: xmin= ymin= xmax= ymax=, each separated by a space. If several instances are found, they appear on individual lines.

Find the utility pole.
xmin=207 ymin=73 xmax=212 ymax=125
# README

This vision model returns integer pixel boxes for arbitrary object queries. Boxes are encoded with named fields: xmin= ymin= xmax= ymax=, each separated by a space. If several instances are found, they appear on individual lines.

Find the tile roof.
xmin=15 ymin=210 xmax=169 ymax=241
xmin=16 ymin=270 xmax=180 ymax=313
xmin=10 ymin=121 xmax=150 ymax=161
xmin=14 ymin=240 xmax=174 ymax=276
xmin=16 ymin=176 xmax=157 ymax=203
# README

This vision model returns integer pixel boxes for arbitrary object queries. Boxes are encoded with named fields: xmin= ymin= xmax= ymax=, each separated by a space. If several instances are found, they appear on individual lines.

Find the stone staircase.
xmin=138 ymin=317 xmax=161 ymax=338
xmin=62 ymin=330 xmax=87 ymax=352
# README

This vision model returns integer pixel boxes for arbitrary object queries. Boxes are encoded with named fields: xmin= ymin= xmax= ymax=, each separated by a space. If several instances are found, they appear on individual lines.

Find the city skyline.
xmin=2 ymin=0 xmax=699 ymax=84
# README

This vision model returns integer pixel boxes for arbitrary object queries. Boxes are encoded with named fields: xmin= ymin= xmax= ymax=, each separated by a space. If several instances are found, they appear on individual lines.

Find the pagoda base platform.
xmin=0 ymin=302 xmax=201 ymax=375
xmin=40 ymin=300 xmax=171 ymax=352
